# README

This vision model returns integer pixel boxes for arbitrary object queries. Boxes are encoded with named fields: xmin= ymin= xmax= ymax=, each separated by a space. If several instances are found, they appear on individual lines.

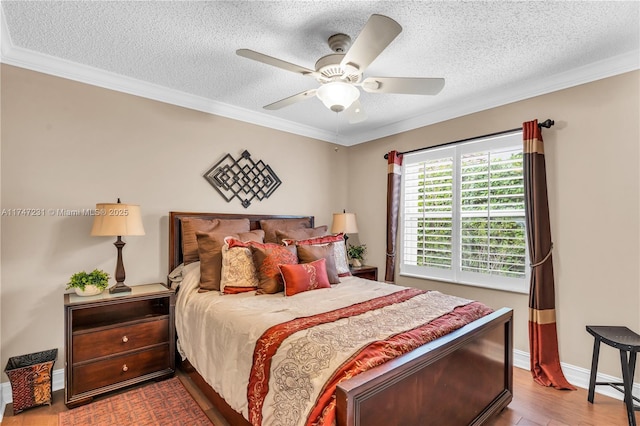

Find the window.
xmin=400 ymin=131 xmax=529 ymax=293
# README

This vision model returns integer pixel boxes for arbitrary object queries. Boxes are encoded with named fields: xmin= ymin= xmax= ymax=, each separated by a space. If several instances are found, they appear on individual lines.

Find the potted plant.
xmin=66 ymin=269 xmax=110 ymax=296
xmin=347 ymin=244 xmax=367 ymax=267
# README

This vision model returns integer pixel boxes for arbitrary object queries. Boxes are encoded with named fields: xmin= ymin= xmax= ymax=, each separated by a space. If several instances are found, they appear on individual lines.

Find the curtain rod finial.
xmin=539 ymin=119 xmax=554 ymax=128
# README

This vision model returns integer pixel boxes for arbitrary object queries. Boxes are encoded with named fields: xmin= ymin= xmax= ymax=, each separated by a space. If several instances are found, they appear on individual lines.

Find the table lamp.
xmin=90 ymin=199 xmax=145 ymax=293
xmin=331 ymin=211 xmax=358 ymax=245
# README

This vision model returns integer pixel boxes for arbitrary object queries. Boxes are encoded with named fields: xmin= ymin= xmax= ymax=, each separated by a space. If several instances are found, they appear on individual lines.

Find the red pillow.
xmin=280 ymin=258 xmax=331 ymax=297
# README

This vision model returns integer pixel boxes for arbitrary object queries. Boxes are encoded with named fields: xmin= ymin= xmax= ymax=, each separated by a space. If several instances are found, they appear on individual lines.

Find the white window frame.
xmin=399 ymin=131 xmax=530 ymax=294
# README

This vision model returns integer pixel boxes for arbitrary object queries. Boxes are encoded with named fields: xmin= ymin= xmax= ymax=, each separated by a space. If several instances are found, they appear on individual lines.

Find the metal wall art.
xmin=203 ymin=150 xmax=282 ymax=208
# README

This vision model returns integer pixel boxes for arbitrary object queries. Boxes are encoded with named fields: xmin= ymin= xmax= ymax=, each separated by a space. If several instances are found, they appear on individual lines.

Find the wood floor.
xmin=1 ymin=367 xmax=637 ymax=425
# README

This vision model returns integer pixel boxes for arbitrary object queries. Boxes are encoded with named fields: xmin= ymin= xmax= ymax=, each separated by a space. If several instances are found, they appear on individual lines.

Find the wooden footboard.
xmin=336 ymin=307 xmax=513 ymax=426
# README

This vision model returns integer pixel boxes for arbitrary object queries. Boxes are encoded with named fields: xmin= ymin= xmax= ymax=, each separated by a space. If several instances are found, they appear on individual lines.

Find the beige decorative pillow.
xmin=296 ymin=243 xmax=340 ymax=284
xmin=196 ymin=229 xmax=264 ymax=292
xmin=220 ymin=238 xmax=260 ymax=294
xmin=182 ymin=218 xmax=250 ymax=265
xmin=332 ymin=241 xmax=351 ymax=277
xmin=275 ymin=226 xmax=328 ymax=244
xmin=260 ymin=218 xmax=311 ymax=244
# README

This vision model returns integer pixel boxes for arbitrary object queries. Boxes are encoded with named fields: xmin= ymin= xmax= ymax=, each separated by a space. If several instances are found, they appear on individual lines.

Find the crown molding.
xmin=0 ymin=7 xmax=342 ymax=145
xmin=1 ymin=6 xmax=638 ymax=147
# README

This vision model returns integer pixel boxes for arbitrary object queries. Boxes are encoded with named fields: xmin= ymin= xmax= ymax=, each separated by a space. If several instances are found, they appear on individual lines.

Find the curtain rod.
xmin=383 ymin=119 xmax=554 ymax=160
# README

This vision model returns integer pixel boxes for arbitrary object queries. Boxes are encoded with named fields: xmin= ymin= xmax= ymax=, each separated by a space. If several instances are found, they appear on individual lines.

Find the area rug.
xmin=59 ymin=377 xmax=213 ymax=426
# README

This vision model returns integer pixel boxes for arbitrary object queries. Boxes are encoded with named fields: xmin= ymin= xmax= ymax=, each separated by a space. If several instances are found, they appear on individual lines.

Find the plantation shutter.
xmin=400 ymin=132 xmax=528 ymax=293
xmin=460 ymin=146 xmax=526 ymax=279
xmin=403 ymin=153 xmax=454 ymax=270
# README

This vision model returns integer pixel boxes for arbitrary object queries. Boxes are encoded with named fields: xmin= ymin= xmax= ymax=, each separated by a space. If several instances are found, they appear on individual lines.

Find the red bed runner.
xmin=247 ymin=289 xmax=493 ymax=426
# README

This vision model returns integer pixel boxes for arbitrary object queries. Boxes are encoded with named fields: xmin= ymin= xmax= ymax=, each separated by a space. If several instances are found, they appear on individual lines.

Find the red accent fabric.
xmin=528 ymin=321 xmax=574 ymax=389
xmin=222 ymin=286 xmax=256 ymax=294
xmin=247 ymin=289 xmax=493 ymax=425
xmin=286 ymin=233 xmax=345 ymax=246
xmin=226 ymin=238 xmax=279 ymax=250
xmin=280 ymin=258 xmax=331 ymax=296
xmin=247 ymin=288 xmax=425 ymax=425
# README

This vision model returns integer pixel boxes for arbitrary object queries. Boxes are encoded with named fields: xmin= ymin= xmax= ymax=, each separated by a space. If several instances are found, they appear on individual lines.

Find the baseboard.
xmin=513 ymin=349 xmax=640 ymax=400
xmin=0 ymin=354 xmax=637 ymax=422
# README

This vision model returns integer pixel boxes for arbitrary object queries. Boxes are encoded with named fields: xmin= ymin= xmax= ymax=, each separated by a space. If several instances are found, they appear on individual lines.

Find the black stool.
xmin=586 ymin=325 xmax=640 ymax=426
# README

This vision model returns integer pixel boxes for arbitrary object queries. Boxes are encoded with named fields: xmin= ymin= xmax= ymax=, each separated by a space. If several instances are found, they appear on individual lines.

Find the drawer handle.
xmin=122 ymin=364 xmax=128 ymax=372
xmin=122 ymin=336 xmax=129 ymax=343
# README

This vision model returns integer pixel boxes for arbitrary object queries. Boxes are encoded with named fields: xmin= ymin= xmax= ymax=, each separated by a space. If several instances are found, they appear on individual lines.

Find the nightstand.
xmin=350 ymin=265 xmax=378 ymax=281
xmin=64 ymin=283 xmax=175 ymax=408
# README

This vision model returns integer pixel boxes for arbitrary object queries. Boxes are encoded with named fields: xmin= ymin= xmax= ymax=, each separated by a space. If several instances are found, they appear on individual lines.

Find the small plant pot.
xmin=74 ymin=285 xmax=103 ymax=297
xmin=351 ymin=259 xmax=362 ymax=267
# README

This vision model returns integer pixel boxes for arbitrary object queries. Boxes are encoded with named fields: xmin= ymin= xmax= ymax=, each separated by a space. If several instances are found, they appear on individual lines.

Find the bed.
xmin=168 ymin=212 xmax=514 ymax=426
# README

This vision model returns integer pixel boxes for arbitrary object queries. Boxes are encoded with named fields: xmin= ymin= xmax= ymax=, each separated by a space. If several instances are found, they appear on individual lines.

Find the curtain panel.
xmin=385 ymin=151 xmax=403 ymax=283
xmin=523 ymin=119 xmax=575 ymax=390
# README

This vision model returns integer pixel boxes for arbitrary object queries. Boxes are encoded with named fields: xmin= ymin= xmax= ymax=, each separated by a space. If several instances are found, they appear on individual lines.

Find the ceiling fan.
xmin=236 ymin=14 xmax=445 ymax=124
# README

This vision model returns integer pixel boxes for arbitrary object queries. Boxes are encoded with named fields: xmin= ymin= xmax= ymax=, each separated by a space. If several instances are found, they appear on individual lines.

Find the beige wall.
xmin=0 ymin=64 xmax=348 ymax=373
xmin=1 ymin=64 xmax=638 ymax=387
xmin=347 ymin=71 xmax=640 ymax=382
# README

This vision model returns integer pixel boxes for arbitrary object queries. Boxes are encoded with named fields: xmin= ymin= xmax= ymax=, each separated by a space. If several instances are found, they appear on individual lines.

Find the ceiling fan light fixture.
xmin=316 ymin=82 xmax=360 ymax=112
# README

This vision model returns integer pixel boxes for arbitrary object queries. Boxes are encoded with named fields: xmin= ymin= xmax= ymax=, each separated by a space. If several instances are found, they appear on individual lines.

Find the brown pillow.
xmin=196 ymin=229 xmax=264 ymax=292
xmin=297 ymin=243 xmax=339 ymax=284
xmin=275 ymin=226 xmax=328 ymax=244
xmin=260 ymin=218 xmax=311 ymax=244
xmin=251 ymin=244 xmax=298 ymax=294
xmin=182 ymin=218 xmax=250 ymax=265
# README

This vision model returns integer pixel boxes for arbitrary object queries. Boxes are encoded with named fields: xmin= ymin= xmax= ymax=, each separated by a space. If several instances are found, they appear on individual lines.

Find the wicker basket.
xmin=4 ymin=349 xmax=57 ymax=414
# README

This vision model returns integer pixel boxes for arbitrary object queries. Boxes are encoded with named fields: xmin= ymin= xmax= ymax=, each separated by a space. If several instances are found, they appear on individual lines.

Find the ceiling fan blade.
xmin=237 ymin=49 xmax=316 ymax=76
xmin=346 ymin=100 xmax=367 ymax=124
xmin=340 ymin=14 xmax=402 ymax=73
xmin=362 ymin=77 xmax=445 ymax=95
xmin=263 ymin=89 xmax=317 ymax=110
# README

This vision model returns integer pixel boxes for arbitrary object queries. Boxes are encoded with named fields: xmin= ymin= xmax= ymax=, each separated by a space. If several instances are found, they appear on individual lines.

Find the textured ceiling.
xmin=1 ymin=1 xmax=639 ymax=145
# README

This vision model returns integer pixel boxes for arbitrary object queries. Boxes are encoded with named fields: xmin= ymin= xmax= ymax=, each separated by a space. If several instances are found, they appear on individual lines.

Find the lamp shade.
xmin=90 ymin=203 xmax=145 ymax=237
xmin=331 ymin=212 xmax=359 ymax=234
xmin=316 ymin=82 xmax=360 ymax=112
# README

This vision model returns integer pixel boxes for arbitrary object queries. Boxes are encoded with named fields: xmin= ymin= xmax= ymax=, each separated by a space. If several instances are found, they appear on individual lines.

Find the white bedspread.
xmin=175 ymin=263 xmax=408 ymax=421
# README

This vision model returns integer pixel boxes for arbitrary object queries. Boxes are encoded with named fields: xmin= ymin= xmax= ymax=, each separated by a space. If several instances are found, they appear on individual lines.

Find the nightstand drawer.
xmin=350 ymin=265 xmax=378 ymax=281
xmin=73 ymin=317 xmax=170 ymax=362
xmin=72 ymin=345 xmax=170 ymax=394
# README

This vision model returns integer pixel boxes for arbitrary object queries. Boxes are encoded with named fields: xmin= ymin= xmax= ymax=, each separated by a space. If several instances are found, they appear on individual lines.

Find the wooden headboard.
xmin=168 ymin=212 xmax=314 ymax=273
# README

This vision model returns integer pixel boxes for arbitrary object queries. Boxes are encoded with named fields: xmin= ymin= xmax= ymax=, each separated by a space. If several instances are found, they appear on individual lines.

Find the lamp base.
xmin=109 ymin=282 xmax=132 ymax=294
